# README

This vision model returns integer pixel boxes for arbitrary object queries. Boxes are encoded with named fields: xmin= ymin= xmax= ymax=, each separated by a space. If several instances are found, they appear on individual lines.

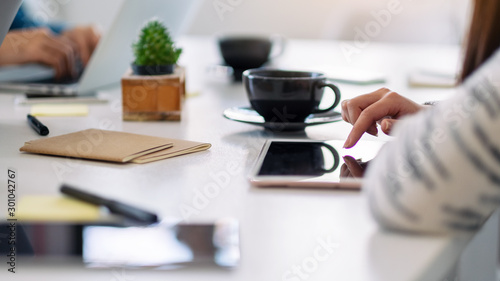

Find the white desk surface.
xmin=0 ymin=36 xmax=477 ymax=281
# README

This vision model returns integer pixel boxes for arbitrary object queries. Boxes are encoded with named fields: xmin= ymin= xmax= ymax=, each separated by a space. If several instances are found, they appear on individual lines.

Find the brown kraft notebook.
xmin=20 ymin=129 xmax=173 ymax=163
xmin=20 ymin=129 xmax=211 ymax=163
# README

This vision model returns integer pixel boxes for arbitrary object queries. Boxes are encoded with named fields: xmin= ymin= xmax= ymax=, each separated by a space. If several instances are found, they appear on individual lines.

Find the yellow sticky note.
xmin=16 ymin=195 xmax=100 ymax=222
xmin=186 ymin=91 xmax=200 ymax=98
xmin=31 ymin=104 xmax=89 ymax=117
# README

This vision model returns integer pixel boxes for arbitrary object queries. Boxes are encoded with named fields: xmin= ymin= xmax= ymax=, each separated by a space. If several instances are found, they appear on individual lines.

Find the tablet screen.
xmin=252 ymin=140 xmax=384 ymax=188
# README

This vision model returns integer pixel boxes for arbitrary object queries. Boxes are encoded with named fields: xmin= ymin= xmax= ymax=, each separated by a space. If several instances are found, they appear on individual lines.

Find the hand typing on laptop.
xmin=60 ymin=25 xmax=101 ymax=67
xmin=0 ymin=26 xmax=101 ymax=80
xmin=0 ymin=28 xmax=77 ymax=80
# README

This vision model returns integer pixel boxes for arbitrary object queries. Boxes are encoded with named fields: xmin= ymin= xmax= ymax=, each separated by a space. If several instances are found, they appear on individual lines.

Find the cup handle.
xmin=313 ymin=81 xmax=341 ymax=114
xmin=317 ymin=143 xmax=340 ymax=173
xmin=269 ymin=34 xmax=286 ymax=60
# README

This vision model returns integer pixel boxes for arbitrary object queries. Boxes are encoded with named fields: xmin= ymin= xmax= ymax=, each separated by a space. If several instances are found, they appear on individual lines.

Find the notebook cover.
xmin=132 ymin=138 xmax=211 ymax=163
xmin=20 ymin=129 xmax=173 ymax=163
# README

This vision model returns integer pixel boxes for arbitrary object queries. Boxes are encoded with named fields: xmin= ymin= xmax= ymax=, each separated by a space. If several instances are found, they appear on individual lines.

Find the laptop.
xmin=0 ymin=0 xmax=22 ymax=46
xmin=0 ymin=0 xmax=201 ymax=96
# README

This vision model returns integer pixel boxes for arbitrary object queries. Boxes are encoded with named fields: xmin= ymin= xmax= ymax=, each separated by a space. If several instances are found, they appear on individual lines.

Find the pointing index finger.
xmin=343 ymin=100 xmax=394 ymax=148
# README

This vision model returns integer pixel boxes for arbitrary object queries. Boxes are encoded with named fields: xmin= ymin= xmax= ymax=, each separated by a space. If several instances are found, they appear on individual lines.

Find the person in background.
xmin=341 ymin=0 xmax=500 ymax=233
xmin=0 ymin=3 xmax=100 ymax=80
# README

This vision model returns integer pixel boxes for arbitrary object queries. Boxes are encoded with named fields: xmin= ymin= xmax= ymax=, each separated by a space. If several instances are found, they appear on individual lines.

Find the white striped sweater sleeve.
xmin=364 ymin=48 xmax=500 ymax=234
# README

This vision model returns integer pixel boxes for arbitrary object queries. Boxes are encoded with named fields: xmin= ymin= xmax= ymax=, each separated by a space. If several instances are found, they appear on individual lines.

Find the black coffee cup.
xmin=243 ymin=69 xmax=341 ymax=123
xmin=218 ymin=35 xmax=284 ymax=81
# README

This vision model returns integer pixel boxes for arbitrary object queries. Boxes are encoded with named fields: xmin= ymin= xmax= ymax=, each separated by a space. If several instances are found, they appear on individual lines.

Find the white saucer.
xmin=223 ymin=107 xmax=342 ymax=131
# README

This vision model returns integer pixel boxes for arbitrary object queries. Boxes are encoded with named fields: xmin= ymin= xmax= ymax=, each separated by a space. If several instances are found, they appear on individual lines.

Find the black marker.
xmin=27 ymin=114 xmax=49 ymax=136
xmin=60 ymin=184 xmax=159 ymax=223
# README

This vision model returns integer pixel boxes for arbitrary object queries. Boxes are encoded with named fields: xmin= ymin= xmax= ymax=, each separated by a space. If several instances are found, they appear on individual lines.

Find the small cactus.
xmin=132 ymin=19 xmax=182 ymax=66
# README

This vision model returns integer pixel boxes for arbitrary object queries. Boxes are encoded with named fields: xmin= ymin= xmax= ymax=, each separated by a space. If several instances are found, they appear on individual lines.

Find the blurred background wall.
xmin=24 ymin=0 xmax=470 ymax=44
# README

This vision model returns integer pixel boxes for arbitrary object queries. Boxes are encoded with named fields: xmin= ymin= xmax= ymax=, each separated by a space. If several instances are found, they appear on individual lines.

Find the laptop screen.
xmin=0 ymin=0 xmax=22 ymax=47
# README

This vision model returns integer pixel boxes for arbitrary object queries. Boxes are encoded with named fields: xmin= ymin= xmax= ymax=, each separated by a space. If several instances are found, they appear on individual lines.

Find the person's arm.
xmin=9 ymin=4 xmax=66 ymax=34
xmin=364 ymin=48 xmax=500 ymax=234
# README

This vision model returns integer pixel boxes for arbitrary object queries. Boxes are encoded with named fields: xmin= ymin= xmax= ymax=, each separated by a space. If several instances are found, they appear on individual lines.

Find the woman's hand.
xmin=0 ymin=28 xmax=78 ymax=79
xmin=341 ymin=88 xmax=424 ymax=148
xmin=61 ymin=25 xmax=101 ymax=66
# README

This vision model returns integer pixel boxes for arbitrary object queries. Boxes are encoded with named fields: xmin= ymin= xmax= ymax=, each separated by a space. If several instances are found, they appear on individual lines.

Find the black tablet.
xmin=250 ymin=140 xmax=384 ymax=189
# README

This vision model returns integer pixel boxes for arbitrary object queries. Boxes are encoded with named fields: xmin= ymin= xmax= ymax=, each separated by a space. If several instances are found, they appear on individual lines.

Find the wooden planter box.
xmin=121 ymin=66 xmax=185 ymax=121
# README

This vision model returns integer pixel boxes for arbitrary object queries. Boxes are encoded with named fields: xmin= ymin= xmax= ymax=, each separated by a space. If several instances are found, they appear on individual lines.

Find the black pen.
xmin=60 ymin=184 xmax=159 ymax=223
xmin=27 ymin=114 xmax=49 ymax=136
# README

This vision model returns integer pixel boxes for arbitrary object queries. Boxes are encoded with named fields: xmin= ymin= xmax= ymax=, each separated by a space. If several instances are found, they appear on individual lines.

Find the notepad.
xmin=16 ymin=195 xmax=101 ymax=222
xmin=30 ymin=104 xmax=89 ymax=116
xmin=20 ymin=129 xmax=211 ymax=163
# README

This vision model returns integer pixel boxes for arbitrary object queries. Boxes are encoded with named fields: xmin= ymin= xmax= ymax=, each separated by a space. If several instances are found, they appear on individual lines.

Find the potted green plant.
xmin=122 ymin=19 xmax=186 ymax=121
xmin=132 ymin=19 xmax=182 ymax=75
